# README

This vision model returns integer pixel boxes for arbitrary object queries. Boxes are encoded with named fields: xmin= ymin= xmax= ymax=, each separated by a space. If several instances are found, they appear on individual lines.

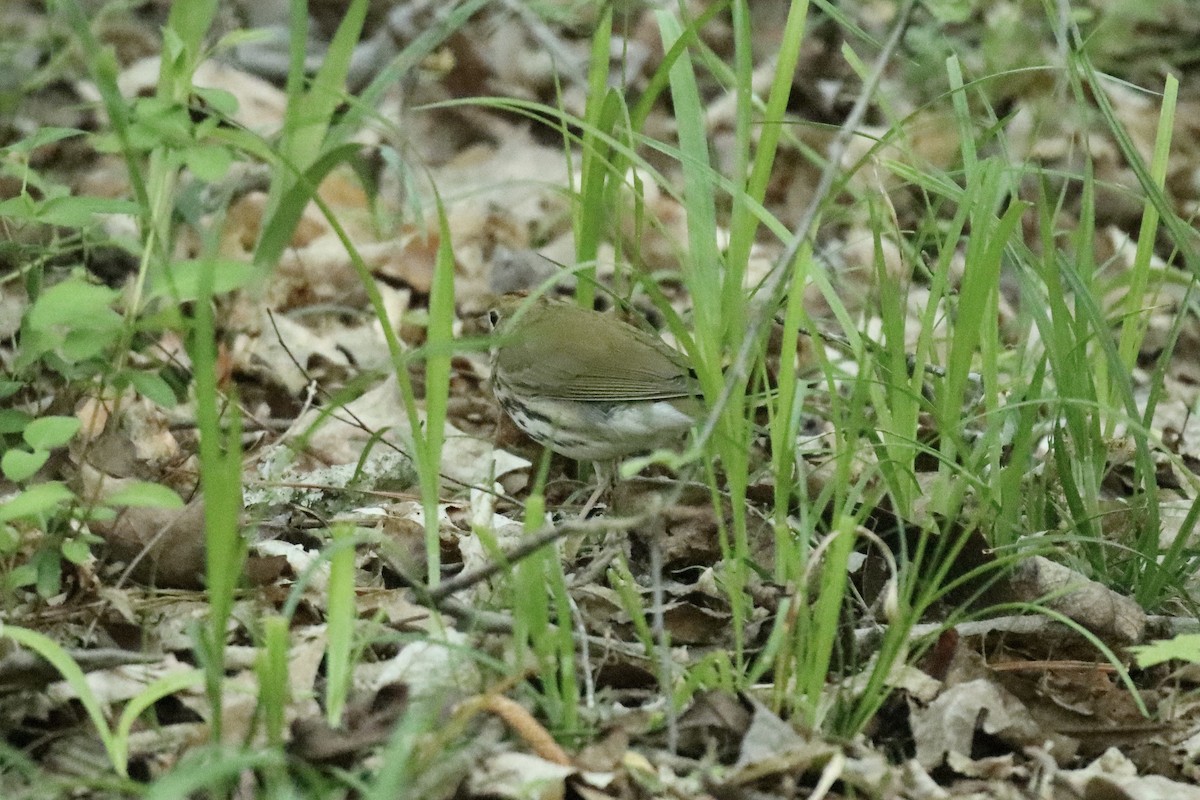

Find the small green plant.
xmin=0 ymin=0 xmax=1196 ymax=792
xmin=0 ymin=623 xmax=202 ymax=778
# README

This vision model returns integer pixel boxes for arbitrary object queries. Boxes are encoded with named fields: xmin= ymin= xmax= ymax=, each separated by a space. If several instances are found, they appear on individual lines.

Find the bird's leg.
xmin=578 ymin=460 xmax=617 ymax=518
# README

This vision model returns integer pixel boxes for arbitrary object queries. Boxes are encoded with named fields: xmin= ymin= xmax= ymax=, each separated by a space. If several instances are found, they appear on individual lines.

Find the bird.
xmin=486 ymin=292 xmax=702 ymax=507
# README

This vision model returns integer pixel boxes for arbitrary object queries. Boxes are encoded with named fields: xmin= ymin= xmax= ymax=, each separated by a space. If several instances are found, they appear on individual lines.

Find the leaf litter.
xmin=2 ymin=0 xmax=1200 ymax=797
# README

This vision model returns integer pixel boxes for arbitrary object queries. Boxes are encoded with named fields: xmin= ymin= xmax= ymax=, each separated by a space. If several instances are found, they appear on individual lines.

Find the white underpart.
xmin=504 ymin=395 xmax=695 ymax=462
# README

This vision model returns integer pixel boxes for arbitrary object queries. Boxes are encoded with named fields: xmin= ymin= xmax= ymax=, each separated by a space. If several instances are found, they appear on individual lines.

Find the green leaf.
xmin=35 ymin=195 xmax=139 ymax=227
xmin=60 ymin=536 xmax=92 ymax=565
xmin=35 ymin=548 xmax=61 ymax=597
xmin=1131 ymin=634 xmax=1200 ymax=667
xmin=0 ymin=482 xmax=74 ymax=522
xmin=4 ymin=563 xmax=36 ymax=589
xmin=129 ymin=97 xmax=193 ymax=148
xmin=23 ymin=416 xmax=81 ymax=450
xmin=62 ymin=328 xmax=120 ymax=362
xmin=0 ymin=194 xmax=38 ymax=220
xmin=85 ymin=506 xmax=116 ymax=524
xmin=1 ymin=449 xmax=49 ymax=482
xmin=0 ymin=126 xmax=85 ymax=153
xmin=0 ymin=409 xmax=32 ymax=434
xmin=0 ymin=189 xmax=132 ymax=224
xmin=26 ymin=278 xmax=121 ymax=333
xmin=0 ymin=525 xmax=19 ymax=554
xmin=88 ymin=131 xmax=123 ymax=155
xmin=192 ymin=86 xmax=239 ymax=117
xmin=161 ymin=25 xmax=187 ymax=66
xmin=150 ymin=258 xmax=259 ymax=301
xmin=126 ymin=370 xmax=179 ymax=407
xmin=104 ymin=481 xmax=184 ymax=509
xmin=184 ymin=144 xmax=234 ymax=182
xmin=166 ymin=0 xmax=217 ymax=59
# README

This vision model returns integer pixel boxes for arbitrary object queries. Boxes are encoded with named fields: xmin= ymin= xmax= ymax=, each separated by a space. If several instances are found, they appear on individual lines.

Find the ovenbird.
xmin=486 ymin=294 xmax=702 ymax=465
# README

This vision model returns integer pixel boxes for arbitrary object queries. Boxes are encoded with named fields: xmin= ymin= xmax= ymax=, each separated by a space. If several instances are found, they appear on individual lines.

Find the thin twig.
xmin=426 ymin=514 xmax=648 ymax=603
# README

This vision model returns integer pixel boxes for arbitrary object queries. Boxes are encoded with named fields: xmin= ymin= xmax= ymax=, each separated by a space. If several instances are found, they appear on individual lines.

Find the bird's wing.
xmin=500 ymin=306 xmax=697 ymax=402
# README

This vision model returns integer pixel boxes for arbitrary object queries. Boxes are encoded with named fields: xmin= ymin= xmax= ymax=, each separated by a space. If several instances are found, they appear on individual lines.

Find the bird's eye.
xmin=488 ymin=310 xmax=501 ymax=328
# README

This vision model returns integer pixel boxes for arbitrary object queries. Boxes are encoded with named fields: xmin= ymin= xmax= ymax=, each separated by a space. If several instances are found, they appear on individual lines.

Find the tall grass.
xmin=8 ymin=0 xmax=1199 ymax=792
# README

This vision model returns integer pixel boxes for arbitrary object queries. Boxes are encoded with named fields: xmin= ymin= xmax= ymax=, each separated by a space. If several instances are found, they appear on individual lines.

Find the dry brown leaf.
xmin=290 ymin=682 xmax=411 ymax=767
xmin=90 ymin=499 xmax=207 ymax=589
xmin=1007 ymin=556 xmax=1146 ymax=644
xmin=910 ymin=678 xmax=1045 ymax=771
xmin=1054 ymin=747 xmax=1200 ymax=800
xmin=464 ymin=751 xmax=575 ymax=800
